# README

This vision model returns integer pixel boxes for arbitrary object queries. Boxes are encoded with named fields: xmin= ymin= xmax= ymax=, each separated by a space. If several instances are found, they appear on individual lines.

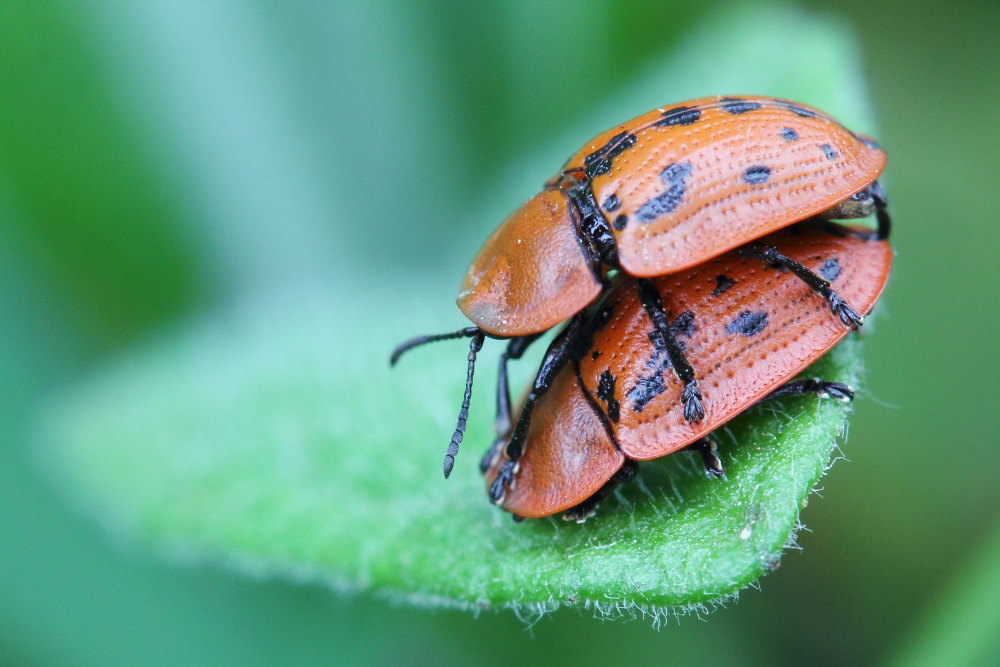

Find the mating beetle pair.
xmin=392 ymin=95 xmax=892 ymax=520
xmin=482 ymin=222 xmax=892 ymax=519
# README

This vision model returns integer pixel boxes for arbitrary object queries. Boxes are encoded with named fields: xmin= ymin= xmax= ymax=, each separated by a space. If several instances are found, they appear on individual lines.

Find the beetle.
xmin=392 ymin=95 xmax=890 ymax=484
xmin=482 ymin=220 xmax=893 ymax=519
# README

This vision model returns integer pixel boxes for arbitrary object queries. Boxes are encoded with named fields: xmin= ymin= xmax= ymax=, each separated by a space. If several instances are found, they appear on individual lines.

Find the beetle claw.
xmin=685 ymin=438 xmax=724 ymax=476
xmin=829 ymin=294 xmax=863 ymax=329
xmin=815 ymin=381 xmax=854 ymax=403
xmin=489 ymin=462 xmax=515 ymax=504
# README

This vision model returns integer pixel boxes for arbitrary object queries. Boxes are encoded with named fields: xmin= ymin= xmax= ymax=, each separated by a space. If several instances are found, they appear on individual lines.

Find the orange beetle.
xmin=393 ymin=96 xmax=890 ymax=481
xmin=461 ymin=95 xmax=888 ymax=336
xmin=483 ymin=220 xmax=893 ymax=519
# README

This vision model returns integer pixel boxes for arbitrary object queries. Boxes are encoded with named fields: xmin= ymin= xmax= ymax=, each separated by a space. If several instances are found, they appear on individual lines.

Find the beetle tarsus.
xmin=815 ymin=381 xmax=854 ymax=402
xmin=757 ymin=377 xmax=855 ymax=405
xmin=684 ymin=438 xmax=724 ymax=476
xmin=636 ymin=278 xmax=705 ymax=423
xmin=682 ymin=381 xmax=705 ymax=422
xmin=829 ymin=294 xmax=864 ymax=329
xmin=489 ymin=461 xmax=515 ymax=504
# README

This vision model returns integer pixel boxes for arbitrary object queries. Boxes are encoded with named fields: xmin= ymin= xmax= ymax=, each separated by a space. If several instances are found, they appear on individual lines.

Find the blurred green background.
xmin=2 ymin=0 xmax=998 ymax=664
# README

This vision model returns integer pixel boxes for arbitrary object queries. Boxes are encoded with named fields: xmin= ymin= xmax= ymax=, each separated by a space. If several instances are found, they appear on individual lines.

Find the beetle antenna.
xmin=443 ymin=330 xmax=486 ymax=478
xmin=389 ymin=327 xmax=482 ymax=366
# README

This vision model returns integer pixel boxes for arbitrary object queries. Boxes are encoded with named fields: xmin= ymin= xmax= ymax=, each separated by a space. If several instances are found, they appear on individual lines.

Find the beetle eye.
xmin=851 ymin=189 xmax=871 ymax=201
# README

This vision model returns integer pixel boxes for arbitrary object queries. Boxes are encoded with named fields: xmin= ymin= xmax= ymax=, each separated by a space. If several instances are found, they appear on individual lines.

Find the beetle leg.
xmin=493 ymin=334 xmax=542 ymax=436
xmin=479 ymin=436 xmax=507 ymax=477
xmin=685 ymin=376 xmax=851 ymax=478
xmin=819 ymin=191 xmax=890 ymax=242
xmin=561 ymin=460 xmax=639 ymax=523
xmin=871 ymin=181 xmax=891 ymax=240
xmin=757 ymin=377 xmax=854 ymax=405
xmin=686 ymin=375 xmax=852 ymax=477
xmin=489 ymin=314 xmax=588 ymax=505
xmin=636 ymin=278 xmax=705 ymax=423
xmin=479 ymin=334 xmax=542 ymax=474
xmin=740 ymin=243 xmax=864 ymax=329
xmin=683 ymin=438 xmax=724 ymax=476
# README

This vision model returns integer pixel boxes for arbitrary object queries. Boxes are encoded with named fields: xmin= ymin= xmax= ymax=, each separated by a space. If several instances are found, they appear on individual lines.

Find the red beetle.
xmin=482 ymin=221 xmax=893 ymax=519
xmin=392 ymin=96 xmax=890 ymax=483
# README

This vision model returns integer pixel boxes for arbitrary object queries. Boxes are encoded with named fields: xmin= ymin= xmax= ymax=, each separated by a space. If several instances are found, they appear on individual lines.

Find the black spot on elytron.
xmin=646 ymin=328 xmax=667 ymax=353
xmin=671 ymin=310 xmax=696 ymax=338
xmin=856 ymin=135 xmax=881 ymax=150
xmin=597 ymin=370 xmax=621 ymax=422
xmin=819 ymin=143 xmax=838 ymax=160
xmin=591 ymin=349 xmax=601 ymax=361
xmin=712 ymin=274 xmax=737 ymax=296
xmin=780 ymin=127 xmax=800 ymax=142
xmin=602 ymin=194 xmax=621 ymax=212
xmin=778 ymin=101 xmax=820 ymax=118
xmin=613 ymin=214 xmax=629 ymax=230
xmin=655 ymin=105 xmax=701 ymax=127
xmin=819 ymin=258 xmax=842 ymax=281
xmin=743 ymin=165 xmax=772 ymax=185
xmin=584 ymin=131 xmax=637 ymax=179
xmin=627 ymin=374 xmax=666 ymax=413
xmin=721 ymin=97 xmax=762 ymax=114
xmin=635 ymin=161 xmax=693 ymax=222
xmin=726 ymin=310 xmax=769 ymax=337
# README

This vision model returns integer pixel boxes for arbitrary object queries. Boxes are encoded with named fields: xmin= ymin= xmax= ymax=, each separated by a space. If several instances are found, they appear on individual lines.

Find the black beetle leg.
xmin=684 ymin=438 xmax=724 ymax=476
xmin=561 ymin=460 xmax=639 ymax=523
xmin=740 ymin=243 xmax=864 ymax=329
xmin=489 ymin=313 xmax=588 ymax=505
xmin=479 ymin=334 xmax=541 ymax=474
xmin=636 ymin=278 xmax=705 ymax=423
xmin=757 ymin=377 xmax=854 ymax=405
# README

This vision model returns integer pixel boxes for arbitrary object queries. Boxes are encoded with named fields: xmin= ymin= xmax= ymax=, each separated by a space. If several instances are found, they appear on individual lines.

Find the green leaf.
xmin=40 ymin=5 xmax=881 ymax=621
xmin=42 ymin=282 xmax=863 ymax=621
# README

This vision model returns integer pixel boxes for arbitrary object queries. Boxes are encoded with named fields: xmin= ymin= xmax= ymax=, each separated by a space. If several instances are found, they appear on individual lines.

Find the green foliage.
xmin=885 ymin=520 xmax=1000 ymax=666
xmin=0 ymin=0 xmax=205 ymax=347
